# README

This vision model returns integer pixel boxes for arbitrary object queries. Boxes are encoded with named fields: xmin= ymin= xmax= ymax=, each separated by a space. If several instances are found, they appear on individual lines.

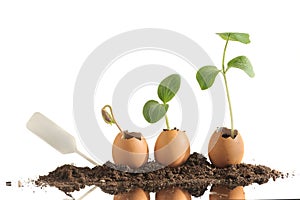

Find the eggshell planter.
xmin=112 ymin=132 xmax=149 ymax=169
xmin=156 ymin=187 xmax=191 ymax=200
xmin=114 ymin=188 xmax=150 ymax=200
xmin=210 ymin=185 xmax=245 ymax=200
xmin=154 ymin=129 xmax=190 ymax=167
xmin=208 ymin=127 xmax=244 ymax=168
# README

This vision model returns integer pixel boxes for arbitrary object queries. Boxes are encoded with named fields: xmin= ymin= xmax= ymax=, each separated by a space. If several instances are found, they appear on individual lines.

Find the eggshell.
xmin=114 ymin=188 xmax=150 ymax=200
xmin=112 ymin=132 xmax=149 ymax=169
xmin=208 ymin=127 xmax=244 ymax=168
xmin=154 ymin=130 xmax=190 ymax=167
xmin=210 ymin=185 xmax=245 ymax=200
xmin=156 ymin=187 xmax=191 ymax=200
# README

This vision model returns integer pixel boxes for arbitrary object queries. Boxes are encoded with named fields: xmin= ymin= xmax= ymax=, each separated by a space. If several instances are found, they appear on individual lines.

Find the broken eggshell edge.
xmin=208 ymin=127 xmax=244 ymax=168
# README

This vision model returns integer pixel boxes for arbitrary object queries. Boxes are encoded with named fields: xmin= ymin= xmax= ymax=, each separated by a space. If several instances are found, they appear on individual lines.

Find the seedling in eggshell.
xmin=196 ymin=32 xmax=254 ymax=138
xmin=143 ymin=74 xmax=190 ymax=167
xmin=101 ymin=105 xmax=149 ymax=169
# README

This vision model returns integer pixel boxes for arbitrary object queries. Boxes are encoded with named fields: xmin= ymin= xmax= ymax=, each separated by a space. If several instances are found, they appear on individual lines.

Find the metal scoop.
xmin=26 ymin=112 xmax=98 ymax=165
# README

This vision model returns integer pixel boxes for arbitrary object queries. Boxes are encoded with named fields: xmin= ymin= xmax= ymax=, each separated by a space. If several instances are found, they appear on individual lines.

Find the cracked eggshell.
xmin=114 ymin=188 xmax=150 ymax=200
xmin=112 ymin=132 xmax=149 ymax=169
xmin=156 ymin=187 xmax=191 ymax=200
xmin=208 ymin=127 xmax=244 ymax=168
xmin=154 ymin=129 xmax=190 ymax=167
xmin=210 ymin=185 xmax=245 ymax=200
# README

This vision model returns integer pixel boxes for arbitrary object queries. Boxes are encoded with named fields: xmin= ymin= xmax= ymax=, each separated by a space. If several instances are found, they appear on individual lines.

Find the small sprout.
xmin=101 ymin=108 xmax=115 ymax=125
xmin=101 ymin=105 xmax=122 ymax=133
xmin=143 ymin=74 xmax=181 ymax=130
xmin=101 ymin=105 xmax=149 ymax=168
xmin=196 ymin=32 xmax=254 ymax=138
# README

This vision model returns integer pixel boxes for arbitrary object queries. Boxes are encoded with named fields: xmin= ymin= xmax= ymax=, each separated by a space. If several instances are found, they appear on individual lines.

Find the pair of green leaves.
xmin=196 ymin=33 xmax=255 ymax=90
xmin=143 ymin=74 xmax=180 ymax=123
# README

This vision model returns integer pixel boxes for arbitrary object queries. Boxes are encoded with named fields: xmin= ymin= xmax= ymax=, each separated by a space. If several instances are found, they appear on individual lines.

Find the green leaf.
xmin=143 ymin=100 xmax=169 ymax=123
xmin=158 ymin=74 xmax=181 ymax=103
xmin=216 ymin=32 xmax=250 ymax=44
xmin=227 ymin=56 xmax=255 ymax=77
xmin=196 ymin=66 xmax=220 ymax=90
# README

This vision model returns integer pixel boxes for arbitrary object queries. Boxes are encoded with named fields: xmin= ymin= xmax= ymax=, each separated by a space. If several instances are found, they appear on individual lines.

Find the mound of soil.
xmin=35 ymin=153 xmax=282 ymax=197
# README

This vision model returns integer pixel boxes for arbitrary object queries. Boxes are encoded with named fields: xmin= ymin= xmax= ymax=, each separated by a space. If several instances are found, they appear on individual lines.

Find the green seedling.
xmin=143 ymin=74 xmax=181 ymax=130
xmin=101 ymin=105 xmax=122 ymax=131
xmin=196 ymin=32 xmax=254 ymax=138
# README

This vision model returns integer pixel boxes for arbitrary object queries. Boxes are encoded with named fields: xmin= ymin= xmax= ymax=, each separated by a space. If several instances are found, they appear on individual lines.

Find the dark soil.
xmin=220 ymin=127 xmax=238 ymax=138
xmin=35 ymin=153 xmax=283 ymax=197
xmin=163 ymin=127 xmax=180 ymax=131
xmin=122 ymin=130 xmax=142 ymax=140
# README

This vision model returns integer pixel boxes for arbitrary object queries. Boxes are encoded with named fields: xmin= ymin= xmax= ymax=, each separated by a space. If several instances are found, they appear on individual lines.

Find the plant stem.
xmin=222 ymin=35 xmax=230 ymax=72
xmin=163 ymin=102 xmax=170 ymax=130
xmin=165 ymin=114 xmax=170 ymax=130
xmin=222 ymin=73 xmax=234 ymax=138
xmin=222 ymin=34 xmax=235 ymax=138
xmin=103 ymin=105 xmax=123 ymax=133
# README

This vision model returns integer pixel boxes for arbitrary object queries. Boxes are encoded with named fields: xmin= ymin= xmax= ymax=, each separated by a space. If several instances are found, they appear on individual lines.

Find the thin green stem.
xmin=103 ymin=105 xmax=123 ymax=133
xmin=222 ymin=73 xmax=234 ymax=138
xmin=165 ymin=114 xmax=170 ymax=130
xmin=222 ymin=34 xmax=235 ymax=138
xmin=222 ymin=35 xmax=230 ymax=72
xmin=163 ymin=102 xmax=170 ymax=130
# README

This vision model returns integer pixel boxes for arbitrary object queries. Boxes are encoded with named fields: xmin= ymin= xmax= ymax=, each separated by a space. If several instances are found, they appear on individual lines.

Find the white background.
xmin=1 ymin=0 xmax=300 ymax=199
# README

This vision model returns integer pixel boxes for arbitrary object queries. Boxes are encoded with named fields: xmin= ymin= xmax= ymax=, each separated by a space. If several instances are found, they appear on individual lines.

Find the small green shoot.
xmin=196 ymin=33 xmax=254 ymax=138
xmin=143 ymin=74 xmax=181 ymax=130
xmin=101 ymin=105 xmax=123 ymax=133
